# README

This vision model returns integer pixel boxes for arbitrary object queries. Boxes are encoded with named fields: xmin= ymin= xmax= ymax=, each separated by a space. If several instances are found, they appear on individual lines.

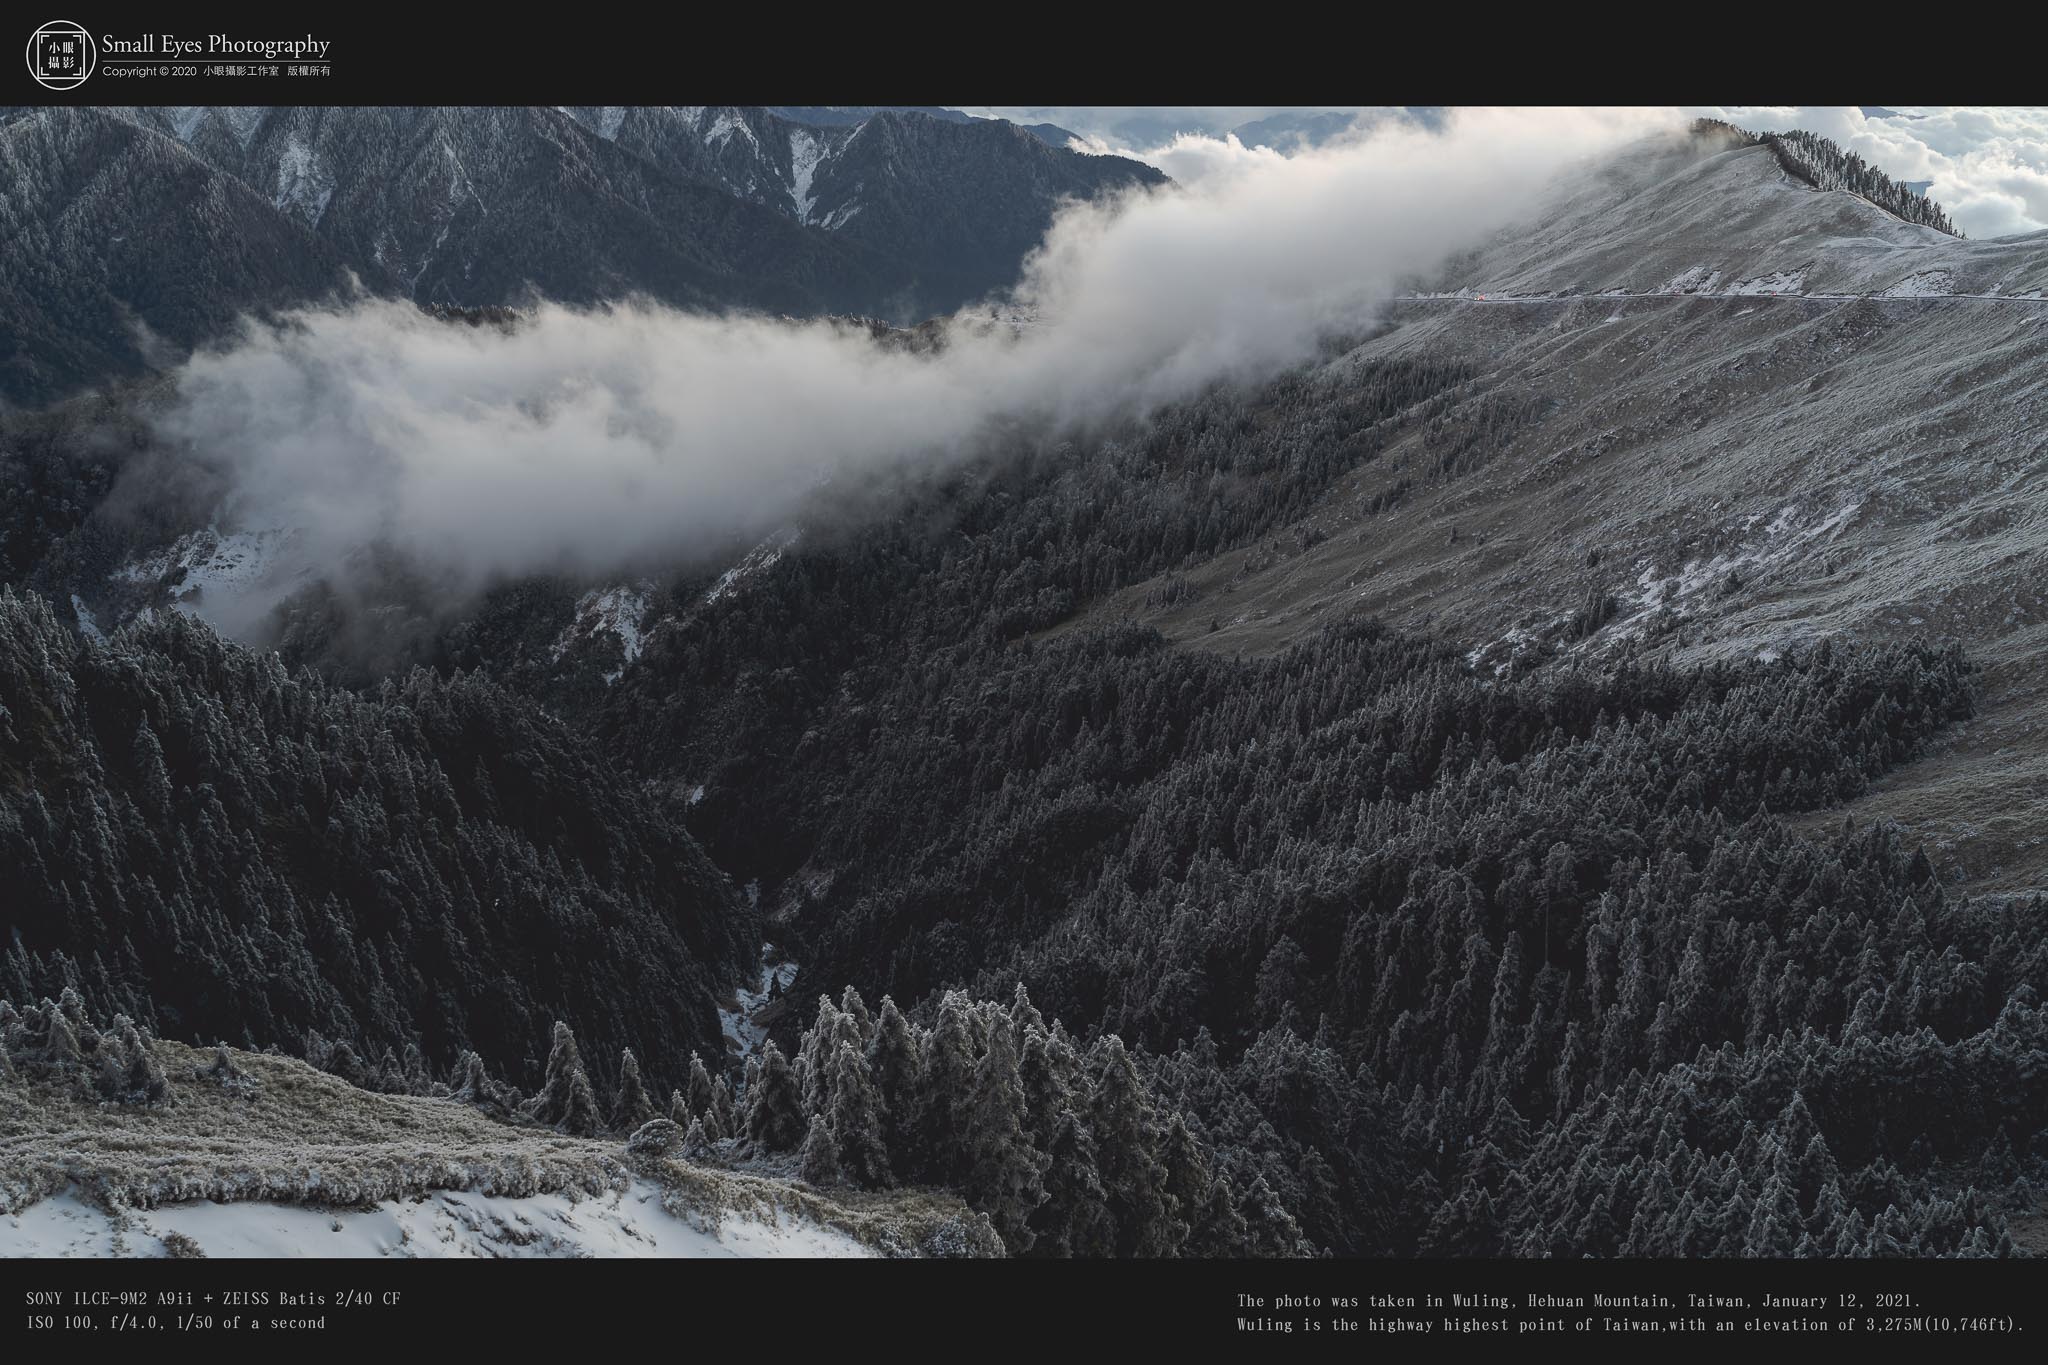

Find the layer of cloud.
xmin=152 ymin=107 xmax=1678 ymax=622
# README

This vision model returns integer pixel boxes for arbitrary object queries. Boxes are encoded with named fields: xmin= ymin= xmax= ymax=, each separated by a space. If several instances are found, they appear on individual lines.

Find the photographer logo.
xmin=27 ymin=20 xmax=94 ymax=89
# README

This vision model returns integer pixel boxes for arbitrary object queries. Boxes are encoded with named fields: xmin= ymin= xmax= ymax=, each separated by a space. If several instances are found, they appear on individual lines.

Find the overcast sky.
xmin=963 ymin=106 xmax=2048 ymax=240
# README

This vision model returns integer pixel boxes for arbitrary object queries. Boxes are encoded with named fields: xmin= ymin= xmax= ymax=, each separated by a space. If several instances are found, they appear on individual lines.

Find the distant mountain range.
xmin=0 ymin=104 xmax=1161 ymax=405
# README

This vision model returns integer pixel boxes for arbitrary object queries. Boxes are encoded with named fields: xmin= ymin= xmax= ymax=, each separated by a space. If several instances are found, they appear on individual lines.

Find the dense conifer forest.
xmin=7 ymin=332 xmax=2039 ymax=1256
xmin=4 ymin=116 xmax=2041 ymax=1258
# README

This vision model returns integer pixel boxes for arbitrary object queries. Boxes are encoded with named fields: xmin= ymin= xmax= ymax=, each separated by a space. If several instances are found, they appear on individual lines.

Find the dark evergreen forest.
xmin=3 ymin=314 xmax=2040 ymax=1258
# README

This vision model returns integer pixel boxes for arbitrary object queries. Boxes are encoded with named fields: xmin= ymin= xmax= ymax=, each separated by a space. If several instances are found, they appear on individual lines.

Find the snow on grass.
xmin=1661 ymin=266 xmax=1724 ymax=295
xmin=1878 ymin=269 xmax=1955 ymax=298
xmin=1 ymin=1036 xmax=994 ymax=1258
xmin=1610 ymin=500 xmax=1863 ymax=642
xmin=1 ymin=1181 xmax=870 ymax=1259
xmin=706 ymin=528 xmax=801 ymax=605
xmin=1725 ymin=269 xmax=1807 ymax=296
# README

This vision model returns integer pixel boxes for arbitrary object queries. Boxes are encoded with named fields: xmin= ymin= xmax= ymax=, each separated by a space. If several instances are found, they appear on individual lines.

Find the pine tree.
xmin=1241 ymin=1173 xmax=1315 ymax=1257
xmin=1160 ymin=1114 xmax=1221 ymax=1255
xmin=1030 ymin=1108 xmax=1117 ymax=1257
xmin=686 ymin=1051 xmax=715 ymax=1120
xmin=746 ymin=1040 xmax=807 ymax=1152
xmin=1088 ymin=1036 xmax=1175 ymax=1256
xmin=613 ymin=1047 xmax=657 ymax=1133
xmin=524 ymin=1021 xmax=604 ymax=1136
xmin=827 ymin=1041 xmax=892 ymax=1187
xmin=799 ymin=1114 xmax=843 ymax=1187
xmin=920 ymin=991 xmax=979 ymax=1183
xmin=868 ymin=994 xmax=924 ymax=1179
xmin=451 ymin=1050 xmax=515 ymax=1118
xmin=960 ymin=1024 xmax=1049 ymax=1252
xmin=682 ymin=1116 xmax=713 ymax=1161
xmin=1191 ymin=1174 xmax=1253 ymax=1258
xmin=711 ymin=1076 xmax=738 ymax=1140
xmin=133 ymin=719 xmax=171 ymax=817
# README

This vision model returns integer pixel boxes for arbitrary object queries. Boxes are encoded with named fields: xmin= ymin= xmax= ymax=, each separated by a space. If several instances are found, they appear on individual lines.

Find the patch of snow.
xmin=1610 ymin=500 xmax=1863 ymax=643
xmin=70 ymin=596 xmax=105 ymax=645
xmin=273 ymin=135 xmax=334 ymax=225
xmin=1725 ymin=269 xmax=1807 ymax=296
xmin=819 ymin=202 xmax=863 ymax=232
xmin=1878 ymin=269 xmax=1955 ymax=298
xmin=551 ymin=583 xmax=653 ymax=682
xmin=218 ymin=106 xmax=268 ymax=150
xmin=720 ymin=944 xmax=799 ymax=1059
xmin=114 ymin=528 xmax=301 ymax=615
xmin=703 ymin=110 xmax=759 ymax=152
xmin=167 ymin=106 xmax=207 ymax=142
xmin=788 ymin=129 xmax=827 ymax=225
xmin=1660 ymin=266 xmax=1724 ymax=295
xmin=706 ymin=528 xmax=801 ymax=605
xmin=594 ymin=107 xmax=626 ymax=141
xmin=1466 ymin=622 xmax=1541 ymax=677
xmin=2 ymin=1182 xmax=867 ymax=1259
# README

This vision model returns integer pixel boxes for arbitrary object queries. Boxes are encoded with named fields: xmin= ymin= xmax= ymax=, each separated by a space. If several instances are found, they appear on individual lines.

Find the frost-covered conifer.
xmin=524 ymin=1021 xmax=603 ymax=1136
xmin=868 ymin=995 xmax=923 ymax=1178
xmin=710 ymin=1075 xmax=737 ymax=1139
xmin=746 ymin=1040 xmax=806 ymax=1152
xmin=920 ymin=991 xmax=979 ymax=1182
xmin=1088 ymin=1036 xmax=1173 ymax=1256
xmin=799 ymin=1114 xmax=842 ymax=1187
xmin=613 ymin=1048 xmax=658 ymax=1133
xmin=686 ymin=1051 xmax=715 ymax=1120
xmin=827 ymin=1041 xmax=891 ymax=1187
xmin=960 ymin=1024 xmax=1048 ymax=1252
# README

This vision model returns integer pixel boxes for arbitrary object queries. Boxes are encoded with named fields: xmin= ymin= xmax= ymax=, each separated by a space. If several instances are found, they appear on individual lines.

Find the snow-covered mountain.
xmin=0 ymin=104 xmax=1161 ymax=405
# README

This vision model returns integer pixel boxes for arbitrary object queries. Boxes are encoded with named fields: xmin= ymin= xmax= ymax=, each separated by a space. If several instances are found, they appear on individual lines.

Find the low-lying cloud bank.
xmin=155 ymin=107 xmax=1677 ymax=616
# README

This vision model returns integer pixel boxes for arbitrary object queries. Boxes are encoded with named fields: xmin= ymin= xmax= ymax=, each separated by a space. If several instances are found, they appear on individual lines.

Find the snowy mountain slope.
xmin=0 ymin=107 xmax=357 ymax=404
xmin=0 ymin=1036 xmax=995 ymax=1258
xmin=0 ymin=104 xmax=1160 ymax=406
xmin=1067 ymin=130 xmax=2048 ymax=890
xmin=101 ymin=105 xmax=1159 ymax=326
xmin=1428 ymin=128 xmax=2048 ymax=301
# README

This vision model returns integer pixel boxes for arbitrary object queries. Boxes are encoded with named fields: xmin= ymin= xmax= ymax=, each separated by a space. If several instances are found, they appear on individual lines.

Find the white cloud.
xmin=153 ymin=107 xmax=1678 ymax=618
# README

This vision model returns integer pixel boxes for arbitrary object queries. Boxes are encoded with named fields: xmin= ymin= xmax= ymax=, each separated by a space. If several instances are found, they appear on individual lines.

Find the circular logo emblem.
xmin=27 ymin=20 xmax=94 ymax=90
